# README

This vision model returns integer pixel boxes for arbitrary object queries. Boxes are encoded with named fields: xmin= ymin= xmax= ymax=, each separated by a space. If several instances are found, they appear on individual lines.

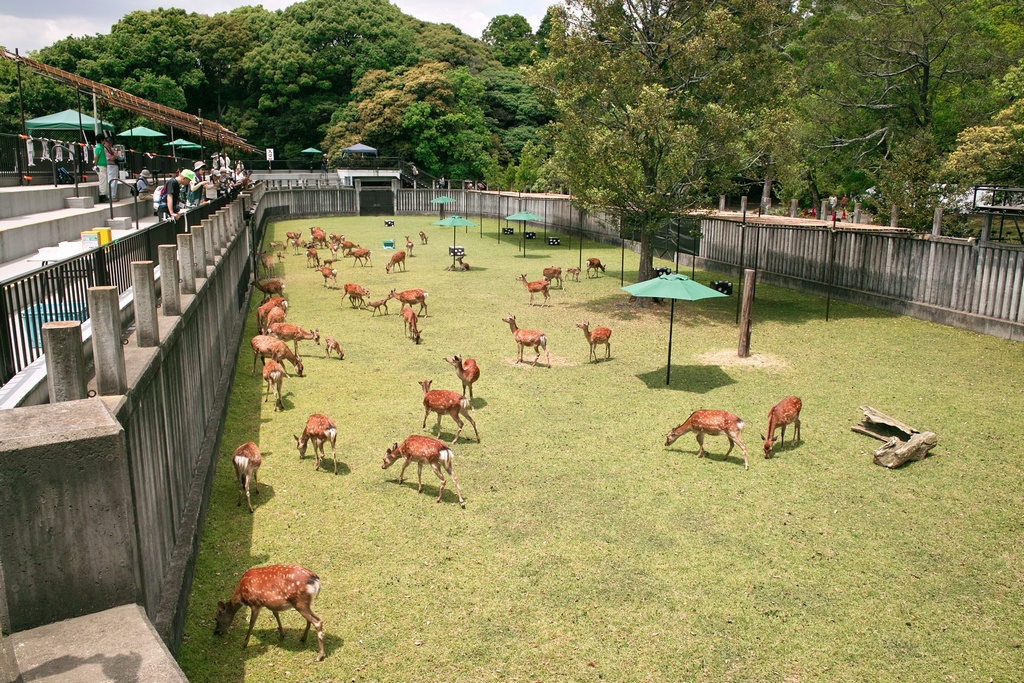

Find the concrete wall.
xmin=0 ymin=183 xmax=101 ymax=219
xmin=0 ymin=201 xmax=148 ymax=265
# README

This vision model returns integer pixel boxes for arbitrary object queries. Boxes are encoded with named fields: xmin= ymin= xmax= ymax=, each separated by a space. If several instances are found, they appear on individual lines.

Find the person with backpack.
xmin=157 ymin=170 xmax=190 ymax=221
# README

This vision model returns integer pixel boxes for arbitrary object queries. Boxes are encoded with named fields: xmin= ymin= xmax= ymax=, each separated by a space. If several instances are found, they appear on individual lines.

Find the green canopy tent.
xmin=431 ymin=195 xmax=456 ymax=219
xmin=620 ymin=274 xmax=728 ymax=385
xmin=433 ymin=215 xmax=477 ymax=269
xmin=300 ymin=147 xmax=323 ymax=154
xmin=118 ymin=126 xmax=165 ymax=138
xmin=25 ymin=109 xmax=114 ymax=136
xmin=505 ymin=210 xmax=543 ymax=256
xmin=163 ymin=139 xmax=201 ymax=150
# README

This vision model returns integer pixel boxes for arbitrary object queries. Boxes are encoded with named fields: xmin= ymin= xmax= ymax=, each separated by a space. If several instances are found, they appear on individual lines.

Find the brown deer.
xmin=232 ymin=441 xmax=262 ymax=512
xmin=501 ymin=314 xmax=550 ymax=367
xmin=306 ymin=247 xmax=320 ymax=268
xmin=285 ymin=230 xmax=302 ymax=242
xmin=321 ymin=257 xmax=338 ymax=268
xmin=542 ymin=266 xmax=563 ymax=289
xmin=342 ymin=283 xmax=370 ymax=308
xmin=329 ymin=233 xmax=343 ymax=245
xmin=310 ymin=226 xmax=328 ymax=248
xmin=586 ymin=258 xmax=606 ymax=278
xmin=443 ymin=354 xmax=480 ymax=406
xmin=268 ymin=240 xmax=285 ymax=249
xmin=762 ymin=396 xmax=803 ymax=458
xmin=294 ymin=413 xmax=339 ymax=474
xmin=566 ymin=267 xmax=581 ymax=282
xmin=251 ymin=335 xmax=304 ymax=377
xmin=419 ymin=230 xmax=428 ymax=245
xmin=340 ymin=240 xmax=358 ymax=256
xmin=318 ymin=266 xmax=337 ymax=288
xmin=389 ymin=288 xmax=428 ymax=316
xmin=401 ymin=305 xmax=422 ymax=344
xmin=576 ymin=320 xmax=612 ymax=361
xmin=404 ymin=236 xmax=415 ymax=256
xmin=257 ymin=297 xmax=288 ymax=333
xmin=665 ymin=410 xmax=749 ymax=470
xmin=351 ymin=247 xmax=372 ymax=267
xmin=290 ymin=238 xmax=302 ymax=255
xmin=329 ymin=242 xmax=341 ymax=258
xmin=262 ymin=359 xmax=286 ymax=412
xmin=385 ymin=250 xmax=407 ymax=273
xmin=324 ymin=337 xmax=344 ymax=360
xmin=264 ymin=305 xmax=287 ymax=331
xmin=215 ymin=564 xmax=326 ymax=662
xmin=268 ymin=323 xmax=320 ymax=357
xmin=419 ymin=380 xmax=480 ymax=444
xmin=276 ymin=251 xmax=285 ymax=263
xmin=516 ymin=274 xmax=550 ymax=306
xmin=367 ymin=296 xmax=390 ymax=316
xmin=253 ymin=278 xmax=286 ymax=303
xmin=383 ymin=435 xmax=465 ymax=508
xmin=259 ymin=252 xmax=276 ymax=276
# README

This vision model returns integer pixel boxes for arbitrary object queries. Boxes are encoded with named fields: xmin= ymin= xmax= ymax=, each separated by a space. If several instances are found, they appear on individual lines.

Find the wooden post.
xmin=932 ymin=207 xmax=943 ymax=236
xmin=719 ymin=195 xmax=726 ymax=212
xmin=890 ymin=204 xmax=899 ymax=228
xmin=737 ymin=268 xmax=755 ymax=358
xmin=789 ymin=198 xmax=798 ymax=218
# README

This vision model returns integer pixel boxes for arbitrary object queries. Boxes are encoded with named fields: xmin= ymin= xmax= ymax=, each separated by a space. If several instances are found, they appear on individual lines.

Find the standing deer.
xmin=215 ymin=564 xmax=326 ymax=662
xmin=262 ymin=359 xmax=287 ymax=412
xmin=264 ymin=305 xmax=287 ymax=331
xmin=285 ymin=231 xmax=302 ymax=243
xmin=665 ymin=410 xmax=749 ymax=470
xmin=576 ymin=320 xmax=612 ymax=361
xmin=251 ymin=335 xmax=304 ymax=377
xmin=310 ymin=226 xmax=328 ymax=248
xmin=318 ymin=266 xmax=338 ymax=287
xmin=329 ymin=233 xmax=343 ymax=245
xmin=232 ymin=441 xmax=262 ymax=512
xmin=501 ymin=314 xmax=550 ymax=367
xmin=586 ymin=258 xmax=606 ymax=278
xmin=385 ymin=250 xmax=407 ymax=273
xmin=259 ymin=252 xmax=276 ymax=276
xmin=267 ymin=323 xmax=320 ymax=357
xmin=306 ymin=247 xmax=320 ymax=268
xmin=389 ymin=288 xmax=428 ymax=316
xmin=257 ymin=297 xmax=288 ymax=333
xmin=294 ymin=413 xmax=339 ymax=474
xmin=324 ymin=337 xmax=344 ymax=360
xmin=401 ymin=305 xmax=422 ymax=344
xmin=340 ymin=240 xmax=358 ymax=256
xmin=762 ymin=396 xmax=803 ymax=458
xmin=342 ymin=283 xmax=370 ymax=308
xmin=290 ymin=238 xmax=303 ymax=255
xmin=516 ymin=274 xmax=550 ymax=306
xmin=419 ymin=379 xmax=480 ymax=444
xmin=419 ymin=230 xmax=428 ymax=245
xmin=443 ymin=354 xmax=480 ymax=406
xmin=253 ymin=278 xmax=286 ymax=303
xmin=351 ymin=247 xmax=372 ymax=267
xmin=404 ymin=236 xmax=414 ymax=256
xmin=542 ymin=267 xmax=563 ymax=289
xmin=383 ymin=435 xmax=465 ymax=508
xmin=566 ymin=267 xmax=581 ymax=282
xmin=366 ymin=296 xmax=390 ymax=316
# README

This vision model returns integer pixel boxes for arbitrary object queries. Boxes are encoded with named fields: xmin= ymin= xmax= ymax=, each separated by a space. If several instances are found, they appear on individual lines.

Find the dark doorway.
xmin=359 ymin=183 xmax=394 ymax=216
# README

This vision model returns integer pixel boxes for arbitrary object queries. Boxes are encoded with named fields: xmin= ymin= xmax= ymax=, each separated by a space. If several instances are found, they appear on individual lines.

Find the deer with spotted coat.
xmin=294 ymin=413 xmax=339 ymax=474
xmin=516 ymin=274 xmax=550 ymax=306
xmin=419 ymin=379 xmax=480 ymax=444
xmin=404 ymin=236 xmax=414 ymax=256
xmin=251 ymin=335 xmax=304 ymax=377
xmin=762 ymin=396 xmax=802 ymax=458
xmin=389 ymin=288 xmax=428 ymax=316
xmin=401 ymin=305 xmax=422 ymax=344
xmin=262 ymin=359 xmax=286 ymax=411
xmin=342 ymin=283 xmax=370 ymax=309
xmin=386 ymin=250 xmax=406 ymax=273
xmin=267 ymin=323 xmax=320 ymax=358
xmin=501 ymin=314 xmax=550 ymax=367
xmin=383 ymin=435 xmax=465 ymax=508
xmin=576 ymin=320 xmax=612 ymax=361
xmin=665 ymin=410 xmax=749 ymax=470
xmin=444 ymin=354 xmax=480 ymax=407
xmin=232 ymin=441 xmax=262 ymax=512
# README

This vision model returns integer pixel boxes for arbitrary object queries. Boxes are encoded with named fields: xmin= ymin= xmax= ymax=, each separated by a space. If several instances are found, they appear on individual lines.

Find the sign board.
xmin=265 ymin=148 xmax=275 ymax=161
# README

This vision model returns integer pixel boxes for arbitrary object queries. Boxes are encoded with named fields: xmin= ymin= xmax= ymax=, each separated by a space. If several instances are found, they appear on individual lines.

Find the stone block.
xmin=64 ymin=197 xmax=94 ymax=210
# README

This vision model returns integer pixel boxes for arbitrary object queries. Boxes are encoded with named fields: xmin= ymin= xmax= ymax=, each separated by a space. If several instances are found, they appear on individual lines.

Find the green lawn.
xmin=178 ymin=214 xmax=1024 ymax=682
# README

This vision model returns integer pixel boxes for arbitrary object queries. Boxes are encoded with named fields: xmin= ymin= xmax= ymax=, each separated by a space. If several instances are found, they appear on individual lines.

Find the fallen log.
xmin=852 ymin=406 xmax=937 ymax=468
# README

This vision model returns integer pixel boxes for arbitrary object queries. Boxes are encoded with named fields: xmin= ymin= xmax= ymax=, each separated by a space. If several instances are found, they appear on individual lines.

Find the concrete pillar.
xmin=740 ymin=196 xmax=748 ymax=215
xmin=202 ymin=221 xmax=215 ymax=265
xmin=853 ymin=202 xmax=862 ymax=224
xmin=980 ymin=214 xmax=992 ymax=242
xmin=87 ymin=286 xmax=127 ymax=396
xmin=42 ymin=321 xmax=87 ymax=402
xmin=213 ymin=213 xmax=225 ymax=251
xmin=131 ymin=261 xmax=159 ymax=347
xmin=719 ymin=195 xmax=726 ymax=212
xmin=176 ymin=233 xmax=196 ymax=295
xmin=218 ymin=211 xmax=229 ymax=249
xmin=789 ymin=198 xmax=798 ymax=218
xmin=158 ymin=245 xmax=181 ymax=316
xmin=932 ymin=207 xmax=943 ymax=236
xmin=821 ymin=200 xmax=829 ymax=220
xmin=192 ymin=227 xmax=207 ymax=280
xmin=890 ymin=204 xmax=899 ymax=228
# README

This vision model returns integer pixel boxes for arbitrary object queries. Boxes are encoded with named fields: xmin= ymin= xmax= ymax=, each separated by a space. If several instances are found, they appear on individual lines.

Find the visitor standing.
xmin=94 ymin=136 xmax=108 ymax=202
xmin=103 ymin=135 xmax=120 ymax=200
xmin=188 ymin=160 xmax=208 ymax=207
xmin=158 ymin=169 xmax=189 ymax=221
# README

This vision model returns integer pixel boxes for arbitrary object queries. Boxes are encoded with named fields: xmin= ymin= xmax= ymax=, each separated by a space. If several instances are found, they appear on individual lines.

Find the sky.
xmin=0 ymin=0 xmax=553 ymax=54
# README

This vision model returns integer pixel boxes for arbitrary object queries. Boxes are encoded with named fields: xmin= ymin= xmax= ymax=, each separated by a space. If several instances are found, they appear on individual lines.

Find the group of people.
xmin=155 ymin=155 xmax=250 ymax=221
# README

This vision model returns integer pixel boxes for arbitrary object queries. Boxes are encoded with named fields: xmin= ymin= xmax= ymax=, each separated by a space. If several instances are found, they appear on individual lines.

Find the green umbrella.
xmin=163 ymin=138 xmax=201 ymax=150
xmin=117 ymin=126 xmax=165 ymax=138
xmin=504 ymin=211 xmax=542 ymax=222
xmin=301 ymin=147 xmax=323 ymax=154
xmin=431 ymin=195 xmax=456 ymax=219
xmin=432 ymin=215 xmax=476 ymax=227
xmin=621 ymin=273 xmax=728 ymax=385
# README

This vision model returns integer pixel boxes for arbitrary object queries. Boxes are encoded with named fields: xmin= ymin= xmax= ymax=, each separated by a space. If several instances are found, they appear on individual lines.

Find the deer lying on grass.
xmin=566 ymin=267 xmax=581 ymax=282
xmin=294 ymin=413 xmax=338 ymax=474
xmin=420 ymin=379 xmax=480 ymax=444
xmin=383 ymin=435 xmax=465 ymax=508
xmin=262 ymin=359 xmax=286 ymax=412
xmin=501 ymin=314 xmax=550 ymax=367
xmin=401 ymin=305 xmax=422 ymax=344
xmin=762 ymin=396 xmax=802 ymax=458
xmin=405 ymin=236 xmax=414 ymax=256
xmin=324 ymin=337 xmax=344 ymax=360
xmin=516 ymin=274 xmax=550 ymax=306
xmin=367 ymin=296 xmax=390 ymax=316
xmin=306 ymin=247 xmax=320 ymax=268
xmin=342 ymin=283 xmax=370 ymax=309
xmin=444 ymin=354 xmax=479 ymax=405
xmin=253 ymin=278 xmax=285 ymax=303
xmin=419 ymin=230 xmax=428 ymax=245
xmin=542 ymin=266 xmax=563 ymax=289
xmin=665 ymin=410 xmax=749 ymax=470
xmin=257 ymin=297 xmax=288 ymax=333
xmin=215 ymin=564 xmax=326 ymax=662
xmin=319 ymin=266 xmax=338 ymax=288
xmin=586 ymin=258 xmax=606 ymax=278
xmin=268 ymin=323 xmax=320 ymax=357
xmin=576 ymin=320 xmax=612 ymax=361
xmin=232 ymin=441 xmax=262 ymax=512
xmin=351 ymin=247 xmax=372 ymax=267
xmin=386 ymin=250 xmax=406 ymax=273
xmin=389 ymin=288 xmax=428 ymax=316
xmin=251 ymin=335 xmax=304 ymax=377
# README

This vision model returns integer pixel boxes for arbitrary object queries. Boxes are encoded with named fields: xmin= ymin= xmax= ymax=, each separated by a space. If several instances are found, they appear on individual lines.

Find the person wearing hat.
xmin=158 ymin=169 xmax=190 ymax=221
xmin=187 ymin=162 xmax=208 ymax=207
xmin=134 ymin=168 xmax=153 ymax=197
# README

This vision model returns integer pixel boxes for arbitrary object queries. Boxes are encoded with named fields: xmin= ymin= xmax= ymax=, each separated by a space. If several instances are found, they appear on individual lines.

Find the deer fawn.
xmin=501 ymin=314 xmax=550 ymax=367
xmin=401 ymin=305 xmax=422 ymax=344
xmin=389 ymin=288 xmax=428 ymax=316
xmin=251 ymin=335 xmax=304 ymax=377
xmin=419 ymin=230 xmax=428 ymax=245
xmin=253 ymin=278 xmax=286 ymax=302
xmin=383 ymin=435 xmax=465 ymax=507
xmin=319 ymin=266 xmax=337 ymax=288
xmin=215 ymin=564 xmax=326 ymax=662
xmin=542 ymin=267 xmax=563 ymax=289
xmin=516 ymin=274 xmax=550 ymax=306
xmin=576 ymin=320 xmax=612 ymax=361
xmin=444 ymin=354 xmax=480 ymax=406
xmin=586 ymin=258 xmax=606 ymax=278
xmin=262 ymin=359 xmax=286 ymax=411
xmin=762 ymin=396 xmax=802 ymax=458
xmin=366 ymin=296 xmax=390 ymax=316
xmin=386 ymin=250 xmax=406 ymax=273
xmin=566 ymin=267 xmax=581 ymax=282
xmin=404 ymin=236 xmax=414 ymax=256
xmin=232 ymin=441 xmax=262 ymax=512
xmin=665 ymin=410 xmax=749 ymax=470
xmin=324 ymin=336 xmax=344 ymax=360
xmin=294 ymin=414 xmax=339 ymax=474
xmin=267 ymin=323 xmax=320 ymax=357
xmin=351 ymin=247 xmax=372 ymax=267
xmin=342 ymin=283 xmax=370 ymax=308
xmin=419 ymin=379 xmax=480 ymax=444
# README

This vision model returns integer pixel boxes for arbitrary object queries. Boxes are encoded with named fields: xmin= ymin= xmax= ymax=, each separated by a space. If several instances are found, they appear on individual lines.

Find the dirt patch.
xmin=697 ymin=349 xmax=789 ymax=370
xmin=504 ymin=354 xmax=576 ymax=368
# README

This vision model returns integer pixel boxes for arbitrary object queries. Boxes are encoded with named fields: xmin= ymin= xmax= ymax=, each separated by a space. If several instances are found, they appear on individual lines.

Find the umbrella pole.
xmin=666 ymin=299 xmax=675 ymax=385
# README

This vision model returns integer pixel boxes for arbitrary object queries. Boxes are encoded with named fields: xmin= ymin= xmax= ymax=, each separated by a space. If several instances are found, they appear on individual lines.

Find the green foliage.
xmin=482 ymin=14 xmax=537 ymax=67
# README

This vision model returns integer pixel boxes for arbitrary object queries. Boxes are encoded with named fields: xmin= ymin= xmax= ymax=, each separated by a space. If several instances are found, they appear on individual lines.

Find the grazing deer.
xmin=566 ymin=267 xmax=581 ymax=282
xmin=268 ymin=323 xmax=320 ymax=357
xmin=501 ymin=314 xmax=550 ymax=367
xmin=264 ymin=305 xmax=287 ymax=331
xmin=251 ymin=335 xmax=304 ymax=377
xmin=262 ymin=359 xmax=287 ymax=412
xmin=257 ymin=297 xmax=288 ymax=333
xmin=286 ymin=231 xmax=302 ymax=242
xmin=385 ymin=250 xmax=406 ymax=273
xmin=215 ymin=564 xmax=326 ymax=662
xmin=351 ymin=247 xmax=372 ymax=267
xmin=665 ymin=410 xmax=749 ymax=470
xmin=516 ymin=274 xmax=550 ymax=306
xmin=367 ymin=296 xmax=390 ymax=316
xmin=310 ymin=226 xmax=328 ymax=248
xmin=586 ymin=258 xmax=606 ymax=278
xmin=401 ymin=305 xmax=422 ymax=344
xmin=232 ymin=441 xmax=262 ymax=512
xmin=342 ymin=283 xmax=370 ymax=309
xmin=542 ymin=266 xmax=563 ymax=289
xmin=268 ymin=240 xmax=285 ymax=249
xmin=444 ymin=354 xmax=480 ymax=406
xmin=306 ymin=247 xmax=320 ymax=268
xmin=329 ymin=233 xmax=343 ymax=245
xmin=576 ymin=320 xmax=612 ymax=361
xmin=404 ymin=236 xmax=415 ymax=256
xmin=762 ymin=396 xmax=803 ymax=458
xmin=419 ymin=230 xmax=428 ymax=245
xmin=383 ymin=435 xmax=465 ymax=508
xmin=319 ymin=266 xmax=338 ymax=288
xmin=294 ymin=414 xmax=339 ymax=474
xmin=389 ymin=288 xmax=428 ymax=316
xmin=324 ymin=336 xmax=344 ymax=360
xmin=419 ymin=380 xmax=480 ymax=444
xmin=253 ymin=278 xmax=285 ymax=303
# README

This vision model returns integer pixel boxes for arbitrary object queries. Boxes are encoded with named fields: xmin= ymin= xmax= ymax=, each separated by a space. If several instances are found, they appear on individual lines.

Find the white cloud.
xmin=0 ymin=14 xmax=112 ymax=53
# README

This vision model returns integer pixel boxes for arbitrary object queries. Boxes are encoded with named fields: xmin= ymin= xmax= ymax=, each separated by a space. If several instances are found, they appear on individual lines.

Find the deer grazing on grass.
xmin=351 ymin=247 xmax=372 ymax=267
xmin=444 ymin=354 xmax=479 ymax=406
xmin=576 ymin=320 xmax=612 ymax=361
xmin=516 ymin=274 xmax=550 ymax=306
xmin=319 ymin=266 xmax=338 ymax=288
xmin=286 ymin=230 xmax=302 ymax=243
xmin=268 ymin=323 xmax=320 ymax=357
xmin=665 ymin=410 xmax=749 ymax=470
xmin=262 ymin=359 xmax=286 ymax=412
xmin=389 ymin=288 xmax=428 ymax=316
xmin=542 ymin=266 xmax=563 ymax=289
xmin=367 ymin=296 xmax=390 ymax=316
xmin=232 ymin=441 xmax=262 ymax=512
xmin=501 ymin=314 xmax=550 ymax=367
xmin=264 ymin=305 xmax=287 ymax=331
xmin=253 ymin=278 xmax=286 ymax=303
xmin=268 ymin=240 xmax=285 ymax=249
xmin=294 ymin=413 xmax=339 ymax=474
xmin=342 ymin=283 xmax=370 ymax=309
xmin=762 ymin=396 xmax=802 ymax=458
xmin=257 ymin=297 xmax=288 ymax=333
xmin=566 ymin=267 xmax=581 ymax=282
xmin=251 ymin=335 xmax=304 ymax=377
xmin=383 ymin=435 xmax=465 ymax=508
xmin=405 ymin=236 xmax=414 ymax=256
xmin=310 ymin=226 xmax=328 ymax=248
xmin=215 ymin=564 xmax=326 ymax=662
xmin=385 ymin=250 xmax=406 ymax=273
xmin=419 ymin=230 xmax=428 ymax=245
xmin=324 ymin=337 xmax=344 ymax=360
xmin=586 ymin=258 xmax=606 ymax=278
xmin=419 ymin=380 xmax=480 ymax=444
xmin=306 ymin=247 xmax=320 ymax=268
xmin=401 ymin=305 xmax=422 ymax=344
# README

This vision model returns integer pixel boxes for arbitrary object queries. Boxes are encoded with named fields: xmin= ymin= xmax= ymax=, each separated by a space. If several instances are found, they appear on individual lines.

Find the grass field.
xmin=178 ymin=214 xmax=1024 ymax=682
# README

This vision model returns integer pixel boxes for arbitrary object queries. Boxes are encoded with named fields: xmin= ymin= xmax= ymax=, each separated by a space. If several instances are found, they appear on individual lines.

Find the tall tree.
xmin=482 ymin=14 xmax=536 ymax=67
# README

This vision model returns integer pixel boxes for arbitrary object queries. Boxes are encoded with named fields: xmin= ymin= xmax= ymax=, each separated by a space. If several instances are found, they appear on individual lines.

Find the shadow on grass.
xmin=666 ymin=444 xmax=749 ymax=470
xmin=469 ymin=397 xmax=489 ymax=410
xmin=390 ymin=479 xmax=467 ymax=507
xmin=234 ymin=622 xmax=343 ymax=662
xmin=243 ymin=482 xmax=275 ymax=510
xmin=637 ymin=364 xmax=736 ymax=392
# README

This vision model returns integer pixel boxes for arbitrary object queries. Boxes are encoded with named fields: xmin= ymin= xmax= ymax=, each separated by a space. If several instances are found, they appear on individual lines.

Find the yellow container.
xmin=81 ymin=230 xmax=100 ymax=250
xmin=93 ymin=227 xmax=112 ymax=246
